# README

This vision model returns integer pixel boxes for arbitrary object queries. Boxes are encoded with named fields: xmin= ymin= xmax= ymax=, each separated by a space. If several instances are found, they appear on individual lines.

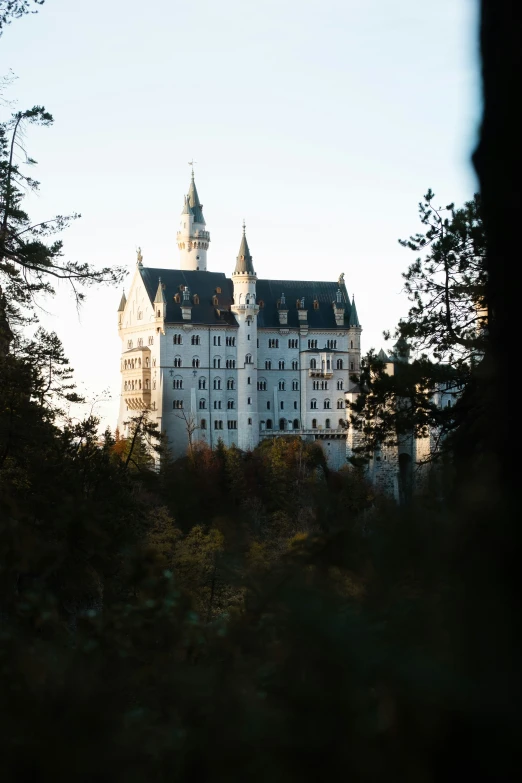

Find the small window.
xmin=245 ymin=354 xmax=252 ymax=364
xmin=279 ymin=360 xmax=285 ymax=370
xmin=337 ymin=399 xmax=344 ymax=409
xmin=293 ymin=401 xmax=298 ymax=409
xmin=278 ymin=380 xmax=285 ymax=391
xmin=311 ymin=399 xmax=317 ymax=410
xmin=267 ymin=401 xmax=271 ymax=410
xmin=324 ymin=399 xmax=331 ymax=409
xmin=266 ymin=419 xmax=273 ymax=430
xmin=336 ymin=359 xmax=343 ymax=370
xmin=247 ymin=397 xmax=252 ymax=404
xmin=199 ymin=378 xmax=206 ymax=389
xmin=325 ymin=418 xmax=331 ymax=429
xmin=258 ymin=300 xmax=264 ymax=308
xmin=174 ymin=293 xmax=181 ymax=304
xmin=191 ymin=335 xmax=201 ymax=345
xmin=193 ymin=294 xmax=200 ymax=305
xmin=199 ymin=399 xmax=206 ymax=409
xmin=313 ymin=299 xmax=319 ymax=310
xmin=248 ymin=418 xmax=252 ymax=425
xmin=292 ymin=380 xmax=299 ymax=391
xmin=337 ymin=380 xmax=344 ymax=390
xmin=247 ymin=376 xmax=251 ymax=384
xmin=201 ymin=418 xmax=207 ymax=430
xmin=310 ymin=358 xmax=317 ymax=370
xmin=350 ymin=362 xmax=354 ymax=371
xmin=173 ymin=334 xmax=182 ymax=345
xmin=192 ymin=358 xmax=200 ymax=368
xmin=173 ymin=400 xmax=183 ymax=409
xmin=227 ymin=400 xmax=235 ymax=409
xmin=148 ymin=336 xmax=154 ymax=345
xmin=213 ymin=295 xmax=218 ymax=306
xmin=265 ymin=360 xmax=272 ymax=370
xmin=312 ymin=418 xmax=317 ymax=429
xmin=216 ymin=287 xmax=222 ymax=294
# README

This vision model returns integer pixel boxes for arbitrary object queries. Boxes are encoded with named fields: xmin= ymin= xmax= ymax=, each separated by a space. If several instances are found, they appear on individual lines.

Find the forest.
xmin=0 ymin=2 xmax=519 ymax=781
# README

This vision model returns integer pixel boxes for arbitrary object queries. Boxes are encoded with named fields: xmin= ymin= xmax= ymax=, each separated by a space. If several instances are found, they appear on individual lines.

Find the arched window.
xmin=153 ymin=380 xmax=156 ymax=389
xmin=199 ymin=399 xmax=206 ymax=409
xmin=174 ymin=293 xmax=181 ymax=303
xmin=191 ymin=335 xmax=200 ymax=345
xmin=200 ymin=418 xmax=207 ymax=429
xmin=257 ymin=378 xmax=267 ymax=391
xmin=313 ymin=299 xmax=319 ymax=310
xmin=279 ymin=418 xmax=286 ymax=431
xmin=311 ymin=399 xmax=317 ymax=409
xmin=145 ymin=357 xmax=150 ymax=368
xmin=227 ymin=400 xmax=235 ymax=409
xmin=193 ymin=294 xmax=200 ymax=305
xmin=312 ymin=418 xmax=317 ymax=429
xmin=293 ymin=418 xmax=299 ymax=429
xmin=199 ymin=377 xmax=206 ymax=389
xmin=337 ymin=399 xmax=344 ymax=409
xmin=173 ymin=356 xmax=182 ymax=368
xmin=292 ymin=380 xmax=299 ymax=390
xmin=173 ymin=400 xmax=183 ymax=409
xmin=336 ymin=359 xmax=343 ymax=369
xmin=327 ymin=359 xmax=331 ymax=370
xmin=310 ymin=358 xmax=317 ymax=369
xmin=245 ymin=354 xmax=252 ymax=364
xmin=279 ymin=360 xmax=285 ymax=370
xmin=216 ymin=287 xmax=222 ymax=294
xmin=325 ymin=418 xmax=331 ymax=429
xmin=337 ymin=379 xmax=343 ymax=390
xmin=265 ymin=360 xmax=272 ymax=370
xmin=266 ymin=419 xmax=273 ymax=430
xmin=350 ymin=340 xmax=353 ymax=349
xmin=173 ymin=376 xmax=183 ymax=389
xmin=278 ymin=380 xmax=285 ymax=391
xmin=173 ymin=334 xmax=182 ymax=345
xmin=213 ymin=378 xmax=222 ymax=390
xmin=192 ymin=357 xmax=200 ymax=368
xmin=339 ymin=418 xmax=344 ymax=428
xmin=324 ymin=399 xmax=331 ymax=409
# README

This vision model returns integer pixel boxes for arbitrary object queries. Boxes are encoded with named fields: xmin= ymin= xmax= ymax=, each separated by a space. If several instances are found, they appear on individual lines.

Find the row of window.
xmin=310 ymin=399 xmax=344 ymax=409
xmin=171 ymin=356 xmax=354 ymax=372
xmin=124 ymin=379 xmax=152 ymax=391
xmin=170 ymin=336 xmax=356 ymax=350
xmin=123 ymin=357 xmax=151 ymax=370
xmin=260 ymin=418 xmax=343 ymax=431
xmin=127 ymin=336 xmax=154 ymax=349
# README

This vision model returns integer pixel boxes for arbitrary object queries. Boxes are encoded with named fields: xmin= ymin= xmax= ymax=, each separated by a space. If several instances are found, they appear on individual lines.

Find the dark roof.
xmin=349 ymin=296 xmax=360 ymax=327
xmin=140 ymin=268 xmax=237 ymax=326
xmin=257 ymin=279 xmax=354 ymax=330
xmin=140 ymin=268 xmax=359 ymax=330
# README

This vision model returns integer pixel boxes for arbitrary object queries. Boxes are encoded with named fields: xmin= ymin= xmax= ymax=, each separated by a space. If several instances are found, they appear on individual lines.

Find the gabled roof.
xmin=188 ymin=173 xmax=205 ymax=224
xmin=233 ymin=225 xmax=255 ymax=275
xmin=256 ymin=279 xmax=354 ymax=330
xmin=139 ymin=267 xmax=359 ymax=330
xmin=140 ymin=268 xmax=237 ymax=326
xmin=377 ymin=348 xmax=389 ymax=362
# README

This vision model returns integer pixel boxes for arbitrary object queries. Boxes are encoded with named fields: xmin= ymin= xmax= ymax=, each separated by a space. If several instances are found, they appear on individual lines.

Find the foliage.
xmin=0 ymin=0 xmax=44 ymax=35
xmin=348 ymin=192 xmax=486 ymax=463
xmin=0 ymin=105 xmax=124 ymax=330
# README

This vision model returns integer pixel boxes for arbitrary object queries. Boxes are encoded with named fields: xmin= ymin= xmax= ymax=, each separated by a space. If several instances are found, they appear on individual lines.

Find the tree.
xmin=0 ymin=106 xmax=124 ymax=332
xmin=348 ymin=192 xmax=487 ymax=463
xmin=0 ymin=0 xmax=44 ymax=36
xmin=175 ymin=408 xmax=200 ymax=458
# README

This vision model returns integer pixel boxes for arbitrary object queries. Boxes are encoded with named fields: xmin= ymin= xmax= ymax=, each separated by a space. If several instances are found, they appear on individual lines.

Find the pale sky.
xmin=1 ymin=0 xmax=480 ymax=430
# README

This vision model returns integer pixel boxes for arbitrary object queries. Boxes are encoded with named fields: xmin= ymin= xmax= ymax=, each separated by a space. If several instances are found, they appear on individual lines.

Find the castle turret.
xmin=230 ymin=222 xmax=259 ymax=450
xmin=176 ymin=169 xmax=210 ymax=271
xmin=117 ymin=289 xmax=126 ymax=331
xmin=348 ymin=295 xmax=362 ymax=379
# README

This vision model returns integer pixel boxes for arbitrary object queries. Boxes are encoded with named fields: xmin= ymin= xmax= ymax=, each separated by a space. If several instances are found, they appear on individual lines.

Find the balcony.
xmin=309 ymin=368 xmax=334 ymax=379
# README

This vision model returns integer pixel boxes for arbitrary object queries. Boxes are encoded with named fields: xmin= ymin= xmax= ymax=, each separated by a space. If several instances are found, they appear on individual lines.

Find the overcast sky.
xmin=1 ymin=0 xmax=480 ymax=430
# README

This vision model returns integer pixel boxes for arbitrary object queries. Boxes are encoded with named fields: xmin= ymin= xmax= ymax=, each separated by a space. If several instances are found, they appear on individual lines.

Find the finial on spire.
xmin=242 ymin=218 xmax=246 ymax=235
xmin=188 ymin=159 xmax=197 ymax=177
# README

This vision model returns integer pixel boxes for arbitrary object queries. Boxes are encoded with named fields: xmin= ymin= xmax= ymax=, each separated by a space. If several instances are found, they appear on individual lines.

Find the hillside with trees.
xmin=0 ymin=1 xmax=519 ymax=780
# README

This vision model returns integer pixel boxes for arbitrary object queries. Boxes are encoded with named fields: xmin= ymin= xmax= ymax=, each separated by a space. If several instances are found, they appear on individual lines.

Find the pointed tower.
xmin=348 ymin=295 xmax=362 ymax=383
xmin=117 ymin=289 xmax=127 ymax=331
xmin=176 ymin=168 xmax=210 ymax=271
xmin=230 ymin=222 xmax=259 ymax=451
xmin=154 ymin=277 xmax=167 ymax=322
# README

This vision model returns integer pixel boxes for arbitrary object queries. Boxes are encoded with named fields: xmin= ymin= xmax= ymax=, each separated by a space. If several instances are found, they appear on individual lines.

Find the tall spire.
xmin=349 ymin=295 xmax=360 ymax=327
xmin=233 ymin=221 xmax=255 ymax=275
xmin=154 ymin=277 xmax=166 ymax=304
xmin=117 ymin=290 xmax=127 ymax=312
xmin=187 ymin=169 xmax=205 ymax=224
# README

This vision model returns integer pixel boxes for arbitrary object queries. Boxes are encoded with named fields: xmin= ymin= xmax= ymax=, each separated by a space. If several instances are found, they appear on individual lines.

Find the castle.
xmin=117 ymin=169 xmax=362 ymax=469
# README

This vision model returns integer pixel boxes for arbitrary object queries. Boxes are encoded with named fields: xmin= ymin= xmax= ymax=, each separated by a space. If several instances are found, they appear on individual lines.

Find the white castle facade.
xmin=117 ymin=170 xmax=362 ymax=469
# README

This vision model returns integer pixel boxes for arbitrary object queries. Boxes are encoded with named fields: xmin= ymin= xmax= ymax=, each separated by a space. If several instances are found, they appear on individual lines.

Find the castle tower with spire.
xmin=116 ymin=167 xmax=362 ymax=470
xmin=176 ymin=168 xmax=210 ymax=271
xmin=230 ymin=223 xmax=259 ymax=450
